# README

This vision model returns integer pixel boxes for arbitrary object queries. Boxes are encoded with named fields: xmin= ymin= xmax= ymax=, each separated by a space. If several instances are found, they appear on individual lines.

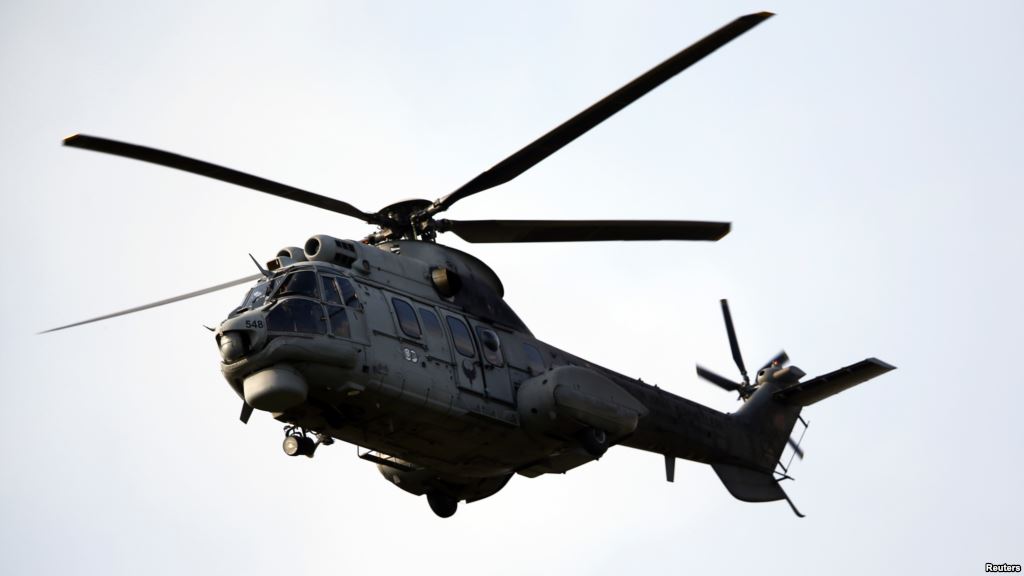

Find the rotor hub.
xmin=368 ymin=198 xmax=435 ymax=243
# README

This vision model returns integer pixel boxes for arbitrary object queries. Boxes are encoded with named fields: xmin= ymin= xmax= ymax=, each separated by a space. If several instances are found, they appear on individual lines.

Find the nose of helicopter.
xmin=218 ymin=331 xmax=247 ymax=363
xmin=214 ymin=311 xmax=309 ymax=412
xmin=241 ymin=364 xmax=309 ymax=412
xmin=215 ymin=310 xmax=269 ymax=364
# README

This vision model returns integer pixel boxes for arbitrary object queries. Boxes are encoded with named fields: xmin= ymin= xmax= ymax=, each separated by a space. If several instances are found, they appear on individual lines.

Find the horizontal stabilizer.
xmin=774 ymin=358 xmax=895 ymax=407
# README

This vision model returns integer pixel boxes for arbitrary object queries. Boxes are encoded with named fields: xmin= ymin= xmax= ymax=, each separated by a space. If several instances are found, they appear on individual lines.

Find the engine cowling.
xmin=516 ymin=366 xmax=648 ymax=439
xmin=304 ymin=234 xmax=360 ymax=268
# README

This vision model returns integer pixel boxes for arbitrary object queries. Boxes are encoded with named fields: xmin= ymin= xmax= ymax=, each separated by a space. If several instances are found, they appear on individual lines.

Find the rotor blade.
xmin=39 ymin=273 xmax=262 ymax=334
xmin=760 ymin=350 xmax=789 ymax=372
xmin=441 ymin=219 xmax=730 ymax=243
xmin=429 ymin=12 xmax=774 ymax=215
xmin=64 ymin=134 xmax=378 ymax=223
xmin=696 ymin=365 xmax=743 ymax=393
xmin=720 ymin=299 xmax=749 ymax=385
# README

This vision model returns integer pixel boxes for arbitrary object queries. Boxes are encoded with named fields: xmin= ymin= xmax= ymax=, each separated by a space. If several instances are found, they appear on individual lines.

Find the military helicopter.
xmin=45 ymin=12 xmax=894 ymax=518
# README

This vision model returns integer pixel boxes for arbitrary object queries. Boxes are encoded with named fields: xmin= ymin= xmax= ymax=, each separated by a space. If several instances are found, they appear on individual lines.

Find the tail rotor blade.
xmin=720 ymin=299 xmax=749 ymax=385
xmin=696 ymin=365 xmax=743 ymax=393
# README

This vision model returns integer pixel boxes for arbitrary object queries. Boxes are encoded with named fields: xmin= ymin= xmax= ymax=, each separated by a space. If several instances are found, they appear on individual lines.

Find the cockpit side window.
xmin=392 ymin=298 xmax=421 ymax=339
xmin=338 ymin=278 xmax=360 ymax=309
xmin=277 ymin=270 xmax=318 ymax=299
xmin=322 ymin=276 xmax=343 ymax=305
xmin=321 ymin=275 xmax=361 ymax=309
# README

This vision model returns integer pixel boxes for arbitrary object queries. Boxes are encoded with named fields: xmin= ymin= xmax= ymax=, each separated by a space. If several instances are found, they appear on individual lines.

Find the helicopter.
xmin=44 ymin=12 xmax=894 ymax=518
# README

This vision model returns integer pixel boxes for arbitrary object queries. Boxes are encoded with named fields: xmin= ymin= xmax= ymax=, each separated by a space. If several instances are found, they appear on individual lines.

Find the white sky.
xmin=2 ymin=1 xmax=1022 ymax=574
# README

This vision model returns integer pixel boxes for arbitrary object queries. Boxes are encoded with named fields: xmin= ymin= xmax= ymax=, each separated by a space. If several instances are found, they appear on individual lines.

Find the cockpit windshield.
xmin=276 ymin=271 xmax=319 ymax=299
xmin=238 ymin=270 xmax=318 ymax=310
xmin=232 ymin=269 xmax=343 ymax=320
xmin=239 ymin=277 xmax=279 ymax=311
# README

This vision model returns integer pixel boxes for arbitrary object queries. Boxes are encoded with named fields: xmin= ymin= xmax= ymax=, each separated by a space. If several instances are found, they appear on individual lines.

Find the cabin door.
xmin=467 ymin=320 xmax=514 ymax=404
xmin=442 ymin=312 xmax=486 ymax=395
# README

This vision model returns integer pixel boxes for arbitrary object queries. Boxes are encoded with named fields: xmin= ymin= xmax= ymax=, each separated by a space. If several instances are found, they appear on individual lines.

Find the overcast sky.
xmin=2 ymin=1 xmax=1022 ymax=574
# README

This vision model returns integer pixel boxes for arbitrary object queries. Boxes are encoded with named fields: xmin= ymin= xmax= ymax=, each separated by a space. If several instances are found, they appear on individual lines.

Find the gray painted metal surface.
xmin=206 ymin=235 xmax=893 ymax=516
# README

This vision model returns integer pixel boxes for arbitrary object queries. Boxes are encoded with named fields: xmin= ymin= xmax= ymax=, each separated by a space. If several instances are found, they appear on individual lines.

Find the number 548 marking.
xmin=245 ymin=320 xmax=264 ymax=329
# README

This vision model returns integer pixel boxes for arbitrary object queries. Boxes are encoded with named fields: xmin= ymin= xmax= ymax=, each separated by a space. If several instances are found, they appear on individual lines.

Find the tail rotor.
xmin=696 ymin=299 xmax=787 ymax=401
xmin=696 ymin=299 xmax=804 ymax=461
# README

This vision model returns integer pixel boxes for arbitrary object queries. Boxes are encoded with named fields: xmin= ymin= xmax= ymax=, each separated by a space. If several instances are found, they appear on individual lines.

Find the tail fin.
xmin=711 ymin=375 xmax=802 ymax=513
xmin=713 ymin=357 xmax=895 ymax=516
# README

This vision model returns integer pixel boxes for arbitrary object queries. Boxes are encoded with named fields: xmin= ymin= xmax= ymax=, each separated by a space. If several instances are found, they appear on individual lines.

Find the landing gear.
xmin=578 ymin=427 xmax=609 ymax=458
xmin=427 ymin=492 xmax=458 ymax=518
xmin=282 ymin=426 xmax=333 ymax=458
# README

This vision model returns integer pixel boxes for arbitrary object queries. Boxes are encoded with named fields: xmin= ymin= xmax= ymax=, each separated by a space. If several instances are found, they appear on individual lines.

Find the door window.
xmin=338 ymin=277 xmax=360 ymax=308
xmin=326 ymin=305 xmax=351 ymax=338
xmin=322 ymin=276 xmax=343 ymax=305
xmin=419 ymin=307 xmax=444 ymax=341
xmin=475 ymin=327 xmax=504 ymax=366
xmin=446 ymin=316 xmax=475 ymax=357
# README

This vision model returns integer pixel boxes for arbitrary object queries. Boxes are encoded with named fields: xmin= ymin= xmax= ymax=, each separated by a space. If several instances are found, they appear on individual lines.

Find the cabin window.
xmin=276 ymin=270 xmax=319 ymax=299
xmin=419 ymin=308 xmax=444 ymax=341
xmin=267 ymin=299 xmax=325 ymax=334
xmin=392 ymin=298 xmax=421 ymax=338
xmin=446 ymin=316 xmax=475 ymax=358
xmin=523 ymin=343 xmax=545 ymax=374
xmin=476 ymin=327 xmax=504 ymax=366
xmin=326 ymin=305 xmax=351 ymax=338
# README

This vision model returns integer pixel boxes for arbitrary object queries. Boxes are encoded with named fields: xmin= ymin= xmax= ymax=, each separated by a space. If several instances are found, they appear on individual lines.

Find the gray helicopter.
xmin=45 ymin=12 xmax=894 ymax=518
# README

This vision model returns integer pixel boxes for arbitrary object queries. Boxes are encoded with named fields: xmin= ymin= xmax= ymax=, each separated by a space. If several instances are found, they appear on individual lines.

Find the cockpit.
xmin=231 ymin=267 xmax=361 ymax=339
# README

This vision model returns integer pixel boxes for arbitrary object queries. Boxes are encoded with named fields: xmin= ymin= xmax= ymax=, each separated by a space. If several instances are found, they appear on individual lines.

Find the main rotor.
xmin=63 ymin=12 xmax=775 ymax=246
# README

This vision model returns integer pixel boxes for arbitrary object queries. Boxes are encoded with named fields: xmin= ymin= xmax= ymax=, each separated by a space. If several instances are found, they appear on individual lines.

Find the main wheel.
xmin=427 ymin=492 xmax=458 ymax=518
xmin=578 ymin=427 xmax=609 ymax=458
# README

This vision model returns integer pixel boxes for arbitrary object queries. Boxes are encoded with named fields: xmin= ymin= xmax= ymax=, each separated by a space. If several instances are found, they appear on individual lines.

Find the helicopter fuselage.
xmin=215 ymin=237 xmax=778 ymax=505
